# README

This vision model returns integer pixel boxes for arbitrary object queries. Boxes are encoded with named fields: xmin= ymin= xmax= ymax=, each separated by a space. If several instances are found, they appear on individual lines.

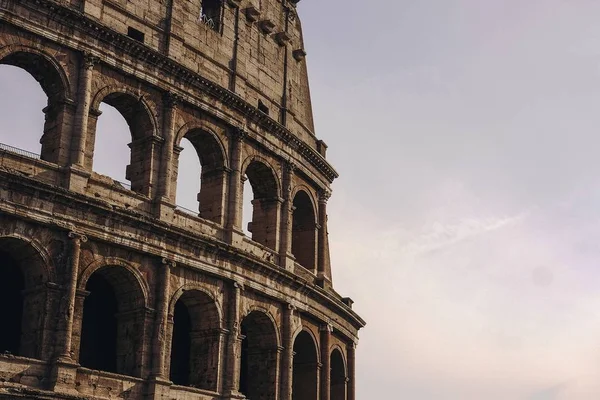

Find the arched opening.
xmin=0 ymin=51 xmax=69 ymax=164
xmin=292 ymin=330 xmax=319 ymax=400
xmin=175 ymin=129 xmax=226 ymax=224
xmin=90 ymin=91 xmax=156 ymax=196
xmin=243 ymin=160 xmax=280 ymax=250
xmin=169 ymin=290 xmax=221 ymax=390
xmin=0 ymin=237 xmax=49 ymax=359
xmin=79 ymin=266 xmax=146 ymax=377
xmin=330 ymin=349 xmax=347 ymax=400
xmin=92 ymin=103 xmax=131 ymax=184
xmin=292 ymin=191 xmax=317 ymax=271
xmin=239 ymin=311 xmax=278 ymax=400
xmin=0 ymin=251 xmax=24 ymax=355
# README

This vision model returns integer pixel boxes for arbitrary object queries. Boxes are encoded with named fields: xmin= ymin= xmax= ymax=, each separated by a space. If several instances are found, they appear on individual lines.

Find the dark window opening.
xmin=200 ymin=0 xmax=222 ymax=31
xmin=170 ymin=301 xmax=192 ymax=386
xmin=80 ymin=273 xmax=118 ymax=373
xmin=330 ymin=349 xmax=347 ymax=400
xmin=292 ymin=331 xmax=319 ymax=400
xmin=258 ymin=100 xmax=269 ymax=115
xmin=127 ymin=27 xmax=145 ymax=43
xmin=169 ymin=290 xmax=221 ymax=390
xmin=0 ymin=251 xmax=24 ymax=355
xmin=238 ymin=312 xmax=278 ymax=400
xmin=292 ymin=191 xmax=317 ymax=271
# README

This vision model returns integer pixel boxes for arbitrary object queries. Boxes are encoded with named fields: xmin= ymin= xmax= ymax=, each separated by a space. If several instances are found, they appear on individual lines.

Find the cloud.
xmin=398 ymin=212 xmax=528 ymax=257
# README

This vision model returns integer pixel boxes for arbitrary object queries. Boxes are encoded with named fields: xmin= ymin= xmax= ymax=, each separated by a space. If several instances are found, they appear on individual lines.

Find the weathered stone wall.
xmin=0 ymin=0 xmax=364 ymax=399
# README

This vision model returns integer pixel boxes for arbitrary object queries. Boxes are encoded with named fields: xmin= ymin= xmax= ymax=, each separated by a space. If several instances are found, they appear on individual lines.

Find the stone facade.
xmin=0 ymin=1 xmax=364 ymax=399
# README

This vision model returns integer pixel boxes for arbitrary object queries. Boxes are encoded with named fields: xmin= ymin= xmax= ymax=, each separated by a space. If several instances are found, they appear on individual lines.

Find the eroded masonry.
xmin=0 ymin=0 xmax=365 ymax=399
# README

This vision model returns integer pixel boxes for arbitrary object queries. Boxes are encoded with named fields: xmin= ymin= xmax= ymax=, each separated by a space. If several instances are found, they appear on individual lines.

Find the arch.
xmin=330 ymin=347 xmax=347 ymax=400
xmin=241 ymin=156 xmax=281 ymax=198
xmin=78 ymin=263 xmax=147 ymax=377
xmin=0 ymin=45 xmax=71 ymax=101
xmin=0 ymin=236 xmax=51 ymax=359
xmin=239 ymin=310 xmax=280 ymax=400
xmin=90 ymin=86 xmax=158 ymax=138
xmin=88 ymin=86 xmax=158 ymax=195
xmin=168 ymin=284 xmax=223 ymax=324
xmin=0 ymin=45 xmax=72 ymax=164
xmin=292 ymin=329 xmax=319 ymax=400
xmin=174 ymin=123 xmax=228 ymax=223
xmin=168 ymin=288 xmax=222 ymax=390
xmin=291 ymin=189 xmax=317 ymax=271
xmin=79 ymin=257 xmax=149 ymax=309
xmin=241 ymin=157 xmax=281 ymax=250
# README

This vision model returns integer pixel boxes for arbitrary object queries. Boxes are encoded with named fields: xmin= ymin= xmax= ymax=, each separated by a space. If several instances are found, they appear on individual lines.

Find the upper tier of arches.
xmin=0 ymin=43 xmax=328 ymax=275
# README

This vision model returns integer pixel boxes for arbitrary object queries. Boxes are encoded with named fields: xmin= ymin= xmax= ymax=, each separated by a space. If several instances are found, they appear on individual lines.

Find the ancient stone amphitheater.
xmin=0 ymin=0 xmax=364 ymax=399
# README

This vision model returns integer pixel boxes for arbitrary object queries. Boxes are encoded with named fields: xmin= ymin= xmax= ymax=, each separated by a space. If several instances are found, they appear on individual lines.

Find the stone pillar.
xmin=226 ymin=129 xmax=246 ymax=244
xmin=223 ymin=282 xmax=244 ymax=397
xmin=317 ymin=190 xmax=331 ymax=286
xmin=59 ymin=231 xmax=88 ymax=360
xmin=71 ymin=54 xmax=97 ymax=167
xmin=320 ymin=324 xmax=332 ymax=400
xmin=157 ymin=93 xmax=179 ymax=203
xmin=151 ymin=258 xmax=174 ymax=378
xmin=279 ymin=162 xmax=296 ymax=271
xmin=280 ymin=304 xmax=295 ymax=400
xmin=347 ymin=342 xmax=356 ymax=400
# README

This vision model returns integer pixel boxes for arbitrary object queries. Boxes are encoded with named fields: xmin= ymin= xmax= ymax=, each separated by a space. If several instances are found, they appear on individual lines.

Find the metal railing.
xmin=0 ymin=142 xmax=41 ymax=160
xmin=0 ymin=141 xmax=132 ymax=189
xmin=175 ymin=205 xmax=199 ymax=216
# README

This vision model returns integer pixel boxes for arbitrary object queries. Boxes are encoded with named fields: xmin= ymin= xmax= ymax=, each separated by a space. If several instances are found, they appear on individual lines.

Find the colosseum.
xmin=0 ymin=0 xmax=364 ymax=399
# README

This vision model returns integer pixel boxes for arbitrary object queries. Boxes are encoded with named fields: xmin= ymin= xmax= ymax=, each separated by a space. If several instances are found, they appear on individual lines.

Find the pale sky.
xmin=2 ymin=1 xmax=600 ymax=399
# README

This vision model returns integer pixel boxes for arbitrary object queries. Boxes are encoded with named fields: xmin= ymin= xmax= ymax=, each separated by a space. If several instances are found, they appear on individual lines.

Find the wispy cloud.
xmin=399 ymin=213 xmax=528 ymax=257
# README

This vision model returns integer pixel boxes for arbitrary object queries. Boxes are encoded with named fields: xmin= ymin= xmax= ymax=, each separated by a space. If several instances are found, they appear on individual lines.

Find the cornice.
xmin=9 ymin=0 xmax=339 ymax=183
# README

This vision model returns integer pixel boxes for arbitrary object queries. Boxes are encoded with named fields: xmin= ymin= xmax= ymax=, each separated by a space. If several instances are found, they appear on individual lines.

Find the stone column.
xmin=223 ymin=282 xmax=243 ymax=396
xmin=226 ymin=129 xmax=246 ymax=244
xmin=347 ymin=342 xmax=356 ymax=400
xmin=320 ymin=324 xmax=332 ymax=400
xmin=279 ymin=162 xmax=296 ymax=271
xmin=71 ymin=54 xmax=97 ymax=167
xmin=317 ymin=190 xmax=331 ymax=285
xmin=59 ymin=231 xmax=88 ymax=361
xmin=157 ymin=93 xmax=179 ymax=202
xmin=151 ymin=258 xmax=174 ymax=379
xmin=280 ymin=304 xmax=295 ymax=400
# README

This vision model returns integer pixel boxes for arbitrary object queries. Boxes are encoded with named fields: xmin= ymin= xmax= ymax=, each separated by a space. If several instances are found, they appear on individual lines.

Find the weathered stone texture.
xmin=0 ymin=0 xmax=364 ymax=399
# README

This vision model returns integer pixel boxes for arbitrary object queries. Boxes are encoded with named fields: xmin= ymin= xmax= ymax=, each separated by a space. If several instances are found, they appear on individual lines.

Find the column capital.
xmin=233 ymin=281 xmax=244 ymax=290
xmin=68 ymin=231 xmax=88 ymax=243
xmin=161 ymin=257 xmax=176 ymax=268
xmin=318 ymin=189 xmax=332 ymax=204
xmin=320 ymin=323 xmax=333 ymax=333
xmin=284 ymin=161 xmax=297 ymax=174
xmin=164 ymin=92 xmax=181 ymax=109
xmin=229 ymin=127 xmax=248 ymax=142
xmin=82 ymin=53 xmax=99 ymax=69
xmin=286 ymin=303 xmax=297 ymax=312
